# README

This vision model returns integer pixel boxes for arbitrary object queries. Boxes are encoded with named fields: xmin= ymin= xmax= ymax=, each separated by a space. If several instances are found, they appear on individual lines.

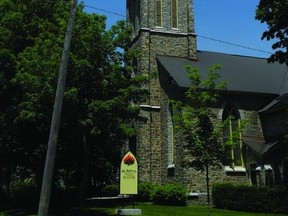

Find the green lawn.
xmin=1 ymin=203 xmax=286 ymax=216
xmin=70 ymin=203 xmax=286 ymax=216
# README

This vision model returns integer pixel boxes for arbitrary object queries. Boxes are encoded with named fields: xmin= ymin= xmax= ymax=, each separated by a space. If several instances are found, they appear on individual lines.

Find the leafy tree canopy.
xmin=0 ymin=0 xmax=149 ymax=193
xmin=172 ymin=65 xmax=232 ymax=170
xmin=256 ymin=0 xmax=288 ymax=64
xmin=171 ymin=65 xmax=237 ymax=212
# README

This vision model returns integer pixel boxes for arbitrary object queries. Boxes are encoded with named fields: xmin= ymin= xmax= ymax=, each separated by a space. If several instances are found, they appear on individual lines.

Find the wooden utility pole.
xmin=37 ymin=0 xmax=77 ymax=215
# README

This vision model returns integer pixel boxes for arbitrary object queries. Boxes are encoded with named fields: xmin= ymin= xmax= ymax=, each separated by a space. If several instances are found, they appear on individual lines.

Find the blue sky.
xmin=80 ymin=0 xmax=273 ymax=58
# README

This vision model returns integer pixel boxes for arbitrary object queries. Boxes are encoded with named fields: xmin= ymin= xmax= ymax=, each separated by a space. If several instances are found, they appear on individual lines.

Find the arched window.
xmin=155 ymin=0 xmax=163 ymax=27
xmin=167 ymin=103 xmax=175 ymax=177
xmin=222 ymin=104 xmax=243 ymax=166
xmin=167 ymin=103 xmax=174 ymax=166
xmin=171 ymin=0 xmax=178 ymax=29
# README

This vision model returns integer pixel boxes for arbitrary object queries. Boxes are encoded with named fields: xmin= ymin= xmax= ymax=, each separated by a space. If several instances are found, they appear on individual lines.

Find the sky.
xmin=80 ymin=0 xmax=274 ymax=58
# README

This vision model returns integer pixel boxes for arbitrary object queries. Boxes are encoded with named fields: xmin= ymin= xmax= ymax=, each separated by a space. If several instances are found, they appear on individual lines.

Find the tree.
xmin=0 ymin=0 xmax=71 ymax=189
xmin=256 ymin=0 xmax=288 ymax=64
xmin=62 ymin=10 xmax=149 ymax=203
xmin=172 ymin=65 xmax=238 ymax=215
xmin=0 ymin=0 xmax=149 ymax=207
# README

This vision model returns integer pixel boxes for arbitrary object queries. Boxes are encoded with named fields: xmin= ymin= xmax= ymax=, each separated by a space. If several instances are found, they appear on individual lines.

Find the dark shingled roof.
xmin=157 ymin=51 xmax=288 ymax=95
xmin=243 ymin=138 xmax=279 ymax=158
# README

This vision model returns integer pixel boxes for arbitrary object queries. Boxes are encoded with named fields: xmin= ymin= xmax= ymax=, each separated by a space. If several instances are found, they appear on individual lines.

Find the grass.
xmin=1 ymin=202 xmax=286 ymax=216
xmin=93 ymin=203 xmax=286 ymax=216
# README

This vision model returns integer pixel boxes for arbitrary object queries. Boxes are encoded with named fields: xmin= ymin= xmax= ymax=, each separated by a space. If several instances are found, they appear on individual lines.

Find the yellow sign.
xmin=120 ymin=151 xmax=138 ymax=195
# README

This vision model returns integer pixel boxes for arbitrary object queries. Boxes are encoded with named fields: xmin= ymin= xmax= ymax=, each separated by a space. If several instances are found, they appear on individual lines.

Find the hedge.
xmin=212 ymin=183 xmax=288 ymax=214
xmin=152 ymin=183 xmax=187 ymax=206
xmin=136 ymin=182 xmax=157 ymax=201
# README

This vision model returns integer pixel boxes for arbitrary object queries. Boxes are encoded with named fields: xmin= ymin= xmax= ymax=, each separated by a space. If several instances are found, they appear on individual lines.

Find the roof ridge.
xmin=197 ymin=50 xmax=272 ymax=60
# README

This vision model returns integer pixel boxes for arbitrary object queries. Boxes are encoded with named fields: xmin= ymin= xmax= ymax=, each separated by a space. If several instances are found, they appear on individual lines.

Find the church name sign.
xmin=120 ymin=151 xmax=138 ymax=195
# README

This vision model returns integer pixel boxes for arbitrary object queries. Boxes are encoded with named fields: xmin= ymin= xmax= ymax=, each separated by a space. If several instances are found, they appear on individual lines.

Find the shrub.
xmin=152 ymin=183 xmax=187 ymax=206
xmin=212 ymin=182 xmax=232 ymax=209
xmin=212 ymin=183 xmax=288 ymax=214
xmin=136 ymin=182 xmax=157 ymax=201
xmin=102 ymin=184 xmax=119 ymax=197
xmin=8 ymin=179 xmax=39 ymax=208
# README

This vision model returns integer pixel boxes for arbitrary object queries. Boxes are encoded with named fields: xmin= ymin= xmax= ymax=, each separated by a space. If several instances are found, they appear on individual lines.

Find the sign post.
xmin=116 ymin=151 xmax=141 ymax=215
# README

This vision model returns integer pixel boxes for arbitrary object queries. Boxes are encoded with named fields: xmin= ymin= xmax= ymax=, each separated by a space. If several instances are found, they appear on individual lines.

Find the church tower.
xmin=126 ymin=0 xmax=197 ymax=184
xmin=127 ymin=0 xmax=196 ymax=59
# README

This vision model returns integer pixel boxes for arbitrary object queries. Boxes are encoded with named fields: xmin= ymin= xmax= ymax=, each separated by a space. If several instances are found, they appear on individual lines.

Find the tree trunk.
xmin=79 ymin=133 xmax=89 ymax=209
xmin=206 ymin=164 xmax=211 ymax=216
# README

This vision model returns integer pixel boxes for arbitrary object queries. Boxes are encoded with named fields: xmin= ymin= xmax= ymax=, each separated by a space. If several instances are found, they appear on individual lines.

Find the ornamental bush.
xmin=136 ymin=182 xmax=157 ymax=201
xmin=212 ymin=183 xmax=288 ymax=214
xmin=152 ymin=183 xmax=187 ymax=206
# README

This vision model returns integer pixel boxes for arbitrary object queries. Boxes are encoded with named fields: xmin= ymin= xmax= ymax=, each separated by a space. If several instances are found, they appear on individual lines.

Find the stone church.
xmin=126 ymin=0 xmax=288 ymax=194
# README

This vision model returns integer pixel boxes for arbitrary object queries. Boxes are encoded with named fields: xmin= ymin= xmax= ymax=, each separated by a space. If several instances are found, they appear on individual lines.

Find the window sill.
xmin=224 ymin=166 xmax=246 ymax=172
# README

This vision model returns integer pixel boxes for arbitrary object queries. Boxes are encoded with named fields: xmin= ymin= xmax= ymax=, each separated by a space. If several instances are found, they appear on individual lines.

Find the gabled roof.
xmin=259 ymin=93 xmax=288 ymax=113
xmin=157 ymin=51 xmax=288 ymax=95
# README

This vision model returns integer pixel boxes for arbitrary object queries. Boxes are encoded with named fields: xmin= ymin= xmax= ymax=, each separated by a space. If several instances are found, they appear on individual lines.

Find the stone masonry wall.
xmin=134 ymin=0 xmax=195 ymax=33
xmin=157 ymin=102 xmax=264 ymax=193
xmin=133 ymin=0 xmax=198 ymax=184
xmin=136 ymin=29 xmax=197 ymax=184
xmin=182 ymin=107 xmax=264 ymax=193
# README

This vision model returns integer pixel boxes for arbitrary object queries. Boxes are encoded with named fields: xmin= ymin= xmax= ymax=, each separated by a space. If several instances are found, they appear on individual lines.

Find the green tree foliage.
xmin=0 ymin=0 xmax=148 ymax=201
xmin=256 ymin=0 xmax=288 ymax=64
xmin=172 ymin=65 xmax=236 ymax=214
xmin=173 ymin=65 xmax=232 ymax=170
xmin=0 ymin=0 xmax=71 ymax=187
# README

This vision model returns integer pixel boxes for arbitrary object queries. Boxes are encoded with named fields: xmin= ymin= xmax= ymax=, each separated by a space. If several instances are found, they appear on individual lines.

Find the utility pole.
xmin=37 ymin=0 xmax=78 ymax=215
